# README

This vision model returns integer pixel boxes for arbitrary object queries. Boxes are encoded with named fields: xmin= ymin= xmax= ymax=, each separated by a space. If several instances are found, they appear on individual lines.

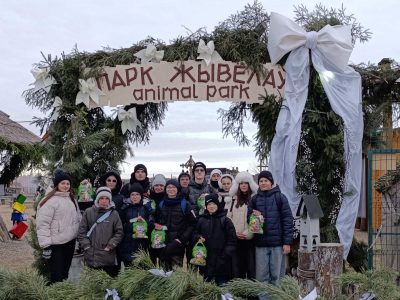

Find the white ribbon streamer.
xmin=104 ymin=289 xmax=120 ymax=300
xmin=117 ymin=107 xmax=141 ymax=134
xmin=134 ymin=44 xmax=164 ymax=63
xmin=50 ymin=97 xmax=63 ymax=121
xmin=31 ymin=67 xmax=56 ymax=93
xmin=75 ymin=78 xmax=104 ymax=108
xmin=148 ymin=268 xmax=173 ymax=277
xmin=268 ymin=12 xmax=363 ymax=258
xmin=299 ymin=288 xmax=318 ymax=300
xmin=197 ymin=39 xmax=223 ymax=66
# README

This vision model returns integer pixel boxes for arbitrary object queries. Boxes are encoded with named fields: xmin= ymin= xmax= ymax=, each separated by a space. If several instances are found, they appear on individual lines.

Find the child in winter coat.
xmin=117 ymin=183 xmax=154 ymax=268
xmin=36 ymin=169 xmax=81 ymax=283
xmin=193 ymin=193 xmax=237 ymax=285
xmin=218 ymin=174 xmax=234 ymax=212
xmin=78 ymin=187 xmax=123 ymax=277
xmin=227 ymin=171 xmax=258 ymax=279
xmin=154 ymin=179 xmax=195 ymax=269
xmin=248 ymin=171 xmax=293 ymax=286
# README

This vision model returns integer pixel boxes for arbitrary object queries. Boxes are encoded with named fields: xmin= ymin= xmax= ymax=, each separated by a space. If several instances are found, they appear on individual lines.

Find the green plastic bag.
xmin=190 ymin=242 xmax=207 ymax=266
xmin=151 ymin=227 xmax=167 ymax=249
xmin=196 ymin=196 xmax=205 ymax=215
xmin=249 ymin=213 xmax=264 ymax=234
xmin=132 ymin=218 xmax=148 ymax=239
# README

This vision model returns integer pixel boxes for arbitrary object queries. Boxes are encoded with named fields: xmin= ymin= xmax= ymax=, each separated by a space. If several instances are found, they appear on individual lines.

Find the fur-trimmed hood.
xmin=229 ymin=171 xmax=258 ymax=196
xmin=218 ymin=174 xmax=235 ymax=190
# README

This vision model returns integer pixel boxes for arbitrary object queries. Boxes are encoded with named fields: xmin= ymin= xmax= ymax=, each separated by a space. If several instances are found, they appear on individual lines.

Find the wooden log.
xmin=315 ymin=243 xmax=343 ymax=298
xmin=0 ymin=215 xmax=11 ymax=242
xmin=297 ymin=249 xmax=317 ymax=294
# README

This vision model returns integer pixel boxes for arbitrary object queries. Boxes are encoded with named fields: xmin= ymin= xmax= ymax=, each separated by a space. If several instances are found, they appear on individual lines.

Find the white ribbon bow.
xmin=148 ymin=268 xmax=173 ymax=277
xmin=221 ymin=293 xmax=234 ymax=300
xmin=50 ymin=97 xmax=63 ymax=121
xmin=299 ymin=288 xmax=317 ymax=300
xmin=31 ymin=67 xmax=56 ymax=93
xmin=268 ymin=12 xmax=363 ymax=258
xmin=268 ymin=12 xmax=353 ymax=71
xmin=75 ymin=78 xmax=104 ymax=108
xmin=197 ymin=39 xmax=223 ymax=66
xmin=117 ymin=107 xmax=141 ymax=134
xmin=104 ymin=289 xmax=120 ymax=300
xmin=134 ymin=44 xmax=164 ymax=63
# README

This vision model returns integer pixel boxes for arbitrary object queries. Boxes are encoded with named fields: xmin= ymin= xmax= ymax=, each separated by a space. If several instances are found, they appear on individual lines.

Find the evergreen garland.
xmin=1 ymin=249 xmax=398 ymax=299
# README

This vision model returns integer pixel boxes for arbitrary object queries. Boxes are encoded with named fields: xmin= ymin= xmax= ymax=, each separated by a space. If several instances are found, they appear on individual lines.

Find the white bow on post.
xmin=31 ymin=67 xmax=56 ymax=93
xmin=50 ymin=97 xmax=63 ymax=121
xmin=134 ymin=44 xmax=164 ymax=63
xmin=104 ymin=289 xmax=120 ymax=300
xmin=75 ymin=78 xmax=104 ymax=108
xmin=117 ymin=107 xmax=141 ymax=134
xmin=197 ymin=39 xmax=223 ymax=66
xmin=268 ymin=12 xmax=363 ymax=258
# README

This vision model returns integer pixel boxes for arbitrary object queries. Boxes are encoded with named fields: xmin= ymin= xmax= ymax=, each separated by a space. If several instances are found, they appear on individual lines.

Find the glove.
xmin=42 ymin=247 xmax=52 ymax=260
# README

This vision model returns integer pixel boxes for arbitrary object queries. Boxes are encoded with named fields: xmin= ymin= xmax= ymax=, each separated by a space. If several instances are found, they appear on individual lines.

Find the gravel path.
xmin=0 ymin=205 xmax=35 ymax=272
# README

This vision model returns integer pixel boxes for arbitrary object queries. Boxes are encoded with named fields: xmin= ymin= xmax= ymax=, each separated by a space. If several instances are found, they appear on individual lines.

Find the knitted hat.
xmin=53 ymin=169 xmax=72 ymax=187
xmin=152 ymin=174 xmax=166 ymax=187
xmin=205 ymin=193 xmax=219 ymax=206
xmin=258 ymin=170 xmax=274 ymax=185
xmin=95 ymin=186 xmax=112 ymax=202
xmin=210 ymin=169 xmax=222 ymax=178
xmin=134 ymin=164 xmax=148 ymax=176
xmin=178 ymin=172 xmax=191 ymax=182
xmin=192 ymin=162 xmax=206 ymax=174
xmin=166 ymin=179 xmax=180 ymax=190
xmin=129 ymin=183 xmax=144 ymax=198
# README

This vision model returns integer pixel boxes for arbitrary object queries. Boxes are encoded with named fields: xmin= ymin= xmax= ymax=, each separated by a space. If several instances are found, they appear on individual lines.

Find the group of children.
xmin=36 ymin=162 xmax=293 ymax=286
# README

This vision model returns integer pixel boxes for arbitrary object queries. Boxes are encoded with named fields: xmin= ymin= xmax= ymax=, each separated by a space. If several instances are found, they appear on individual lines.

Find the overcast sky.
xmin=1 ymin=0 xmax=399 ymax=179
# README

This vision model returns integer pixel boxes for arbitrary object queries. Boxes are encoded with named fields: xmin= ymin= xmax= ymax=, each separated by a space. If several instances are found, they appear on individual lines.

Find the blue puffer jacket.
xmin=247 ymin=185 xmax=293 ymax=247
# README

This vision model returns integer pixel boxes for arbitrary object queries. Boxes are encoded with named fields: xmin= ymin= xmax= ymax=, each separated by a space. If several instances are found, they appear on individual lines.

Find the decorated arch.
xmin=24 ymin=2 xmax=371 ymax=260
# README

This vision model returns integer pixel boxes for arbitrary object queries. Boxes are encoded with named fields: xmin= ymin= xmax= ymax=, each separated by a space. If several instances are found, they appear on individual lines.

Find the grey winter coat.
xmin=78 ymin=202 xmax=123 ymax=267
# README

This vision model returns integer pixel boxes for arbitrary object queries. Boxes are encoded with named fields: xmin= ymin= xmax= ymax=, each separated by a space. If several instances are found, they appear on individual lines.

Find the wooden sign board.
xmin=95 ymin=60 xmax=285 ymax=106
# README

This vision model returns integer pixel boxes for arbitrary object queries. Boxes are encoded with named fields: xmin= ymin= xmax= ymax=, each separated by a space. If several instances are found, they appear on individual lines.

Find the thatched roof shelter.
xmin=0 ymin=111 xmax=41 ymax=144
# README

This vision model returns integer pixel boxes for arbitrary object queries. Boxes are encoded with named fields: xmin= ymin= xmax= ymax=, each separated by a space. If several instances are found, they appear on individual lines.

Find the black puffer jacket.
xmin=155 ymin=197 xmax=196 ymax=256
xmin=193 ymin=210 xmax=237 ymax=277
xmin=247 ymin=185 xmax=293 ymax=247
xmin=117 ymin=200 xmax=153 ymax=263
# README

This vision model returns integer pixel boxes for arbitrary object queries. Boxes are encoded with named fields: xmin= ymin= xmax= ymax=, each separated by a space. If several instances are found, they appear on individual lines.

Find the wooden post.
xmin=315 ymin=243 xmax=343 ymax=298
xmin=0 ymin=215 xmax=11 ymax=242
xmin=297 ymin=249 xmax=317 ymax=294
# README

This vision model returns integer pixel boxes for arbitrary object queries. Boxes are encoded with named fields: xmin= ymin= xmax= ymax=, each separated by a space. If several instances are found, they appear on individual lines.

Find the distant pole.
xmin=258 ymin=157 xmax=268 ymax=173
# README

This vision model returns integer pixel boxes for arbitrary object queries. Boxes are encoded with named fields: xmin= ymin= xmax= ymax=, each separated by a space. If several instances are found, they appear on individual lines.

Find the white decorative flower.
xmin=75 ymin=78 xmax=104 ymax=108
xmin=31 ymin=67 xmax=56 ymax=93
xmin=197 ymin=39 xmax=223 ymax=66
xmin=134 ymin=44 xmax=164 ymax=63
xmin=117 ymin=107 xmax=141 ymax=134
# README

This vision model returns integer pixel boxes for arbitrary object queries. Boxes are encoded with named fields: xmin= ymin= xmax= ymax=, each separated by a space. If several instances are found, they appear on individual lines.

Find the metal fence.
xmin=368 ymin=149 xmax=400 ymax=270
